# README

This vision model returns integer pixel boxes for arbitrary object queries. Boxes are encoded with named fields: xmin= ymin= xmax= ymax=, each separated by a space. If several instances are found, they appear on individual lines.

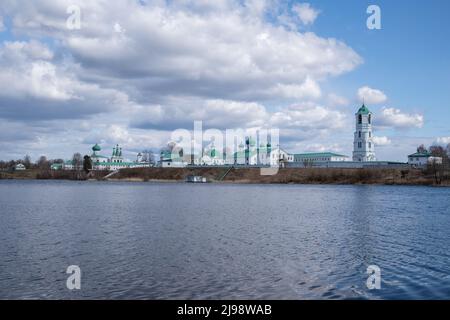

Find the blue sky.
xmin=310 ymin=0 xmax=450 ymax=137
xmin=0 ymin=0 xmax=449 ymax=162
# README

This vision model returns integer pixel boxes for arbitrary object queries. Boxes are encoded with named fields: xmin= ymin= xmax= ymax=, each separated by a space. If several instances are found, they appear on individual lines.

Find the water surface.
xmin=1 ymin=180 xmax=450 ymax=299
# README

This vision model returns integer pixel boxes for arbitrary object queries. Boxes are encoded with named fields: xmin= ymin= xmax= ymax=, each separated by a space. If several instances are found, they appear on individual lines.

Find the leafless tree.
xmin=23 ymin=155 xmax=32 ymax=169
xmin=141 ymin=150 xmax=155 ymax=165
xmin=37 ymin=156 xmax=49 ymax=170
xmin=429 ymin=158 xmax=444 ymax=185
xmin=72 ymin=153 xmax=83 ymax=171
xmin=429 ymin=145 xmax=446 ymax=158
xmin=417 ymin=144 xmax=427 ymax=153
xmin=302 ymin=159 xmax=314 ymax=168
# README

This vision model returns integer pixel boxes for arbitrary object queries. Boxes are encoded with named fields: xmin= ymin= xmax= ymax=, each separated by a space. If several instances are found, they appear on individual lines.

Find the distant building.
xmin=353 ymin=104 xmax=376 ymax=162
xmin=229 ymin=140 xmax=291 ymax=167
xmin=293 ymin=152 xmax=349 ymax=165
xmin=59 ymin=144 xmax=151 ymax=171
xmin=14 ymin=163 xmax=26 ymax=171
xmin=160 ymin=149 xmax=188 ymax=167
xmin=201 ymin=144 xmax=226 ymax=165
xmin=408 ymin=150 xmax=442 ymax=167
xmin=50 ymin=163 xmax=63 ymax=170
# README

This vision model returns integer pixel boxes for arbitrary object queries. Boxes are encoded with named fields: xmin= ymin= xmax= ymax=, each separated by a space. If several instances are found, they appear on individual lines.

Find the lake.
xmin=0 ymin=180 xmax=450 ymax=299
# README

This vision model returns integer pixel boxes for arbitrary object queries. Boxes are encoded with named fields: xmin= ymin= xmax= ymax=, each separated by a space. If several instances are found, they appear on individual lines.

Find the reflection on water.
xmin=0 ymin=180 xmax=450 ymax=299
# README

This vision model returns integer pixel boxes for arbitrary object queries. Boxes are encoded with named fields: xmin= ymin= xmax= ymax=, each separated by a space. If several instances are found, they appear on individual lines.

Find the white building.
xmin=159 ymin=149 xmax=189 ymax=167
xmin=59 ymin=144 xmax=151 ymax=171
xmin=201 ymin=144 xmax=226 ymax=166
xmin=14 ymin=163 xmax=26 ymax=171
xmin=293 ymin=152 xmax=349 ymax=165
xmin=228 ymin=140 xmax=292 ymax=167
xmin=353 ymin=104 xmax=376 ymax=162
xmin=408 ymin=150 xmax=442 ymax=167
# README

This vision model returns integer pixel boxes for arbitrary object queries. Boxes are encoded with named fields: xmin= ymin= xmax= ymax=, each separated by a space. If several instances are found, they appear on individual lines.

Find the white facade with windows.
xmin=353 ymin=104 xmax=376 ymax=162
xmin=408 ymin=151 xmax=442 ymax=167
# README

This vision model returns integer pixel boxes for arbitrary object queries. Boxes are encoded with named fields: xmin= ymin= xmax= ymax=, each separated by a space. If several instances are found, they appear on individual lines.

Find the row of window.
xmin=358 ymin=131 xmax=372 ymax=138
xmin=294 ymin=157 xmax=331 ymax=162
xmin=357 ymin=142 xmax=372 ymax=149
xmin=358 ymin=115 xmax=372 ymax=124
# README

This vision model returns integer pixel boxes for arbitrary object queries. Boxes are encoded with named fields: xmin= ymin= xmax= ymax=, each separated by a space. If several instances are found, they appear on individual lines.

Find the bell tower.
xmin=353 ymin=104 xmax=376 ymax=162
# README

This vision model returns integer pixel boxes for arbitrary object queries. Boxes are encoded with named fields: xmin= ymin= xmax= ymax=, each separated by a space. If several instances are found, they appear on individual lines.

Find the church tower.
xmin=353 ymin=104 xmax=376 ymax=162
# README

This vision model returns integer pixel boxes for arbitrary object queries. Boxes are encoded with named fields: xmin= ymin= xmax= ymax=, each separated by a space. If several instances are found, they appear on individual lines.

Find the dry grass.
xmin=2 ymin=166 xmax=448 ymax=186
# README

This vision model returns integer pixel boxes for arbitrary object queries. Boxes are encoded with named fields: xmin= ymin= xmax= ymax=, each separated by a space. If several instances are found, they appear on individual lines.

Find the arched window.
xmin=358 ymin=114 xmax=362 ymax=124
xmin=368 ymin=114 xmax=371 ymax=124
xmin=358 ymin=131 xmax=361 ymax=138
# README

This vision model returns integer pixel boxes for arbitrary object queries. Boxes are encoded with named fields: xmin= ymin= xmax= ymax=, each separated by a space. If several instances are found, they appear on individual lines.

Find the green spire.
xmin=92 ymin=144 xmax=101 ymax=152
xmin=357 ymin=104 xmax=371 ymax=115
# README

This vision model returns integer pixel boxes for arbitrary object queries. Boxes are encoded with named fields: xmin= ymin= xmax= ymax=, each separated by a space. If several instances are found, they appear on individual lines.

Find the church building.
xmin=353 ymin=104 xmax=376 ymax=162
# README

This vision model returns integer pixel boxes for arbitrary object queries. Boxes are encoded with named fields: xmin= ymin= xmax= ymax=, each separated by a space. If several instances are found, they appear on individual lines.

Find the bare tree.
xmin=72 ymin=153 xmax=83 ymax=171
xmin=429 ymin=145 xmax=446 ymax=158
xmin=37 ymin=156 xmax=49 ymax=170
xmin=141 ymin=150 xmax=155 ymax=165
xmin=23 ymin=155 xmax=32 ymax=169
xmin=417 ymin=144 xmax=427 ymax=153
xmin=302 ymin=159 xmax=314 ymax=168
xmin=83 ymin=155 xmax=92 ymax=173
xmin=429 ymin=158 xmax=444 ymax=185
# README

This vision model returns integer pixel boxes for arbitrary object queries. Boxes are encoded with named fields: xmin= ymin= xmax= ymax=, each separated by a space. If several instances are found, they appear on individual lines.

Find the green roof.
xmin=92 ymin=144 xmax=101 ymax=152
xmin=357 ymin=104 xmax=371 ymax=115
xmin=294 ymin=152 xmax=348 ymax=158
xmin=93 ymin=162 xmax=138 ymax=166
xmin=408 ymin=151 xmax=431 ymax=158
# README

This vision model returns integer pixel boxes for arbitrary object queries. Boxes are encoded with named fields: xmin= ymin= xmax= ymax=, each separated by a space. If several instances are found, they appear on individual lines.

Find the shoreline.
xmin=1 ymin=167 xmax=449 ymax=187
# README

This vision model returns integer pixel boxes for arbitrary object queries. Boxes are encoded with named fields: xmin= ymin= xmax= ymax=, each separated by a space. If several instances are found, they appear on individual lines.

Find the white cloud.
xmin=270 ymin=102 xmax=347 ymax=131
xmin=269 ymin=78 xmax=321 ymax=99
xmin=357 ymin=86 xmax=387 ymax=104
xmin=378 ymin=107 xmax=424 ymax=129
xmin=2 ymin=40 xmax=53 ymax=61
xmin=292 ymin=3 xmax=320 ymax=25
xmin=435 ymin=137 xmax=450 ymax=145
xmin=373 ymin=136 xmax=392 ymax=146
xmin=1 ymin=0 xmax=361 ymax=103
xmin=130 ymin=98 xmax=269 ymax=130
xmin=0 ymin=0 xmax=363 ymax=159
xmin=327 ymin=93 xmax=349 ymax=106
xmin=0 ymin=40 xmax=132 ymax=120
xmin=300 ymin=143 xmax=343 ymax=153
xmin=0 ymin=16 xmax=5 ymax=32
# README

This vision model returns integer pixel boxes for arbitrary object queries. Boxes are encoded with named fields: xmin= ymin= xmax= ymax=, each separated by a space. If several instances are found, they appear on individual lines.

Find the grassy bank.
xmin=114 ymin=167 xmax=449 ymax=186
xmin=1 ymin=167 xmax=449 ymax=186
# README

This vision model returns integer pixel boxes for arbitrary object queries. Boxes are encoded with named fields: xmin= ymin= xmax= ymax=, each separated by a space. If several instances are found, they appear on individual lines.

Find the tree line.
xmin=1 ymin=149 xmax=156 ymax=172
xmin=418 ymin=143 xmax=450 ymax=184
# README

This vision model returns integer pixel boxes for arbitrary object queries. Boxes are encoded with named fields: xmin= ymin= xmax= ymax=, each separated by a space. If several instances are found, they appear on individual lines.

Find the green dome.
xmin=92 ymin=144 xmax=101 ymax=152
xmin=357 ymin=104 xmax=371 ymax=115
